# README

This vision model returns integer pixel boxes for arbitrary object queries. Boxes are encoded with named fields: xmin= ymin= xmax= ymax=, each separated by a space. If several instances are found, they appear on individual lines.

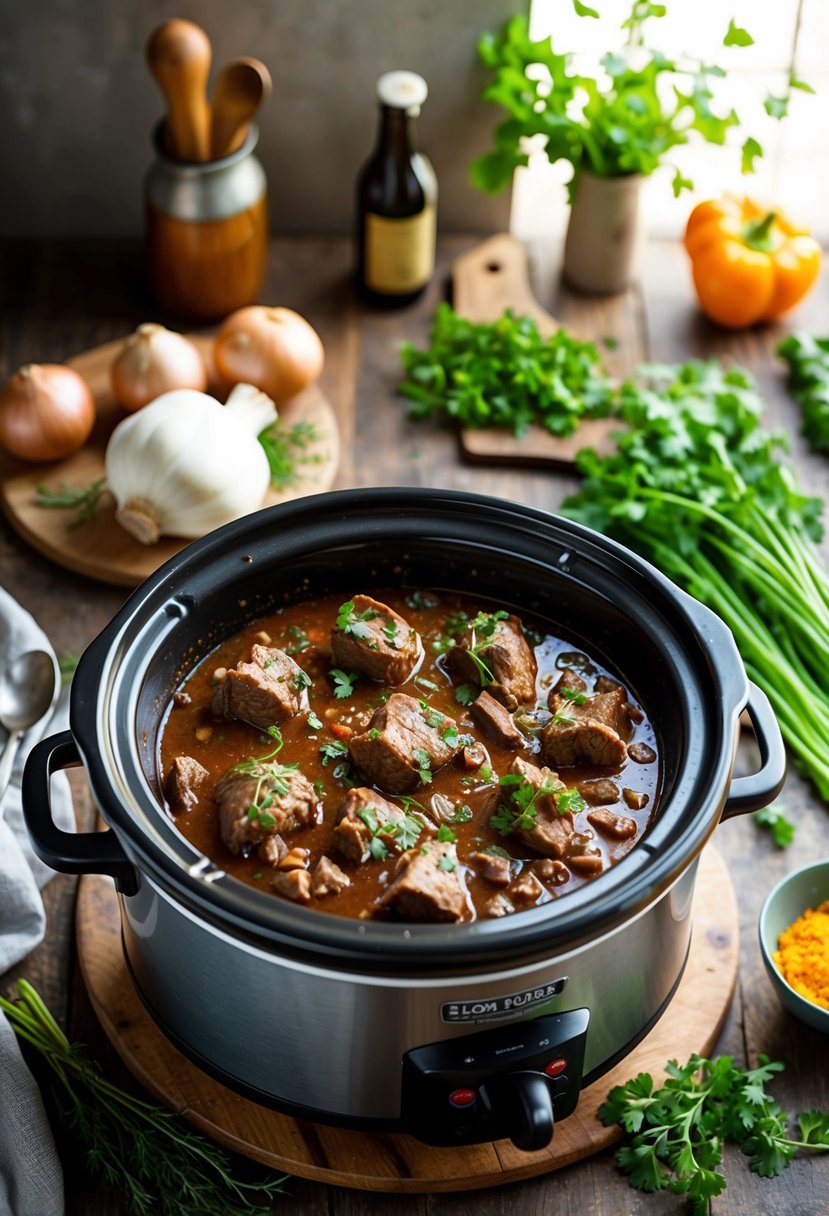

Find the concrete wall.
xmin=0 ymin=0 xmax=521 ymax=238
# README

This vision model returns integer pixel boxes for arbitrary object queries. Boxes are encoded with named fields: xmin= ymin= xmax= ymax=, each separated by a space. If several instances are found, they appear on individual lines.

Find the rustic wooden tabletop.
xmin=1 ymin=234 xmax=828 ymax=1215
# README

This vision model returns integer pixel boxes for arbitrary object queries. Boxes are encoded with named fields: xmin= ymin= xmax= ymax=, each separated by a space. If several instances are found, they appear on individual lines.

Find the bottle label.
xmin=364 ymin=205 xmax=436 ymax=294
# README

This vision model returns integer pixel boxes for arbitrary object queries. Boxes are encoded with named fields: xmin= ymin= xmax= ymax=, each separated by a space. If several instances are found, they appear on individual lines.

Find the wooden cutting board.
xmin=0 ymin=335 xmax=339 ymax=587
xmin=76 ymin=846 xmax=737 ymax=1193
xmin=453 ymin=233 xmax=619 ymax=469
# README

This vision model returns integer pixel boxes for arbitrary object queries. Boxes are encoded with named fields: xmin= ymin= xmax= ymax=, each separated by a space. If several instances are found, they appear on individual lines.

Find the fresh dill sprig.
xmin=35 ymin=477 xmax=107 ymax=529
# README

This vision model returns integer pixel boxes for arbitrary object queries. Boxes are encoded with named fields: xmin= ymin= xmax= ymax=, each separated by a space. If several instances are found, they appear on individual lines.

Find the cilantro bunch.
xmin=562 ymin=358 xmax=829 ymax=800
xmin=600 ymin=1054 xmax=829 ymax=1212
xmin=778 ymin=332 xmax=829 ymax=453
xmin=471 ymin=4 xmax=808 ymax=199
xmin=398 ymin=303 xmax=614 ymax=438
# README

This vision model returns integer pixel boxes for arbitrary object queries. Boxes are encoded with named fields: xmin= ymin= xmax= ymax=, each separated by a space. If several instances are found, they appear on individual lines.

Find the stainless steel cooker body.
xmin=23 ymin=489 xmax=785 ymax=1147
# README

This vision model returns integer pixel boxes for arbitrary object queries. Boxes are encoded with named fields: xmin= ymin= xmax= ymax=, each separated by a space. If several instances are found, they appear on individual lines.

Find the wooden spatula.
xmin=453 ymin=233 xmax=619 ymax=470
xmin=146 ymin=18 xmax=212 ymax=162
xmin=210 ymin=57 xmax=272 ymax=159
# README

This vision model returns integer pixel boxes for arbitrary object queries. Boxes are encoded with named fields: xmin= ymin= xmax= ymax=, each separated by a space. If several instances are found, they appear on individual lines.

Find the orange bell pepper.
xmin=684 ymin=197 xmax=821 ymax=329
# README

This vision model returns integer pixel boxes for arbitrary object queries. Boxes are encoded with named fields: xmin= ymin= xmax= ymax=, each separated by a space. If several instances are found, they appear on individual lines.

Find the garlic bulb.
xmin=106 ymin=383 xmax=277 ymax=545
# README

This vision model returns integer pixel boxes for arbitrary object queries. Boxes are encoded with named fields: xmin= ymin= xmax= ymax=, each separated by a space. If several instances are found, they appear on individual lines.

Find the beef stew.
xmin=158 ymin=589 xmax=661 ymax=922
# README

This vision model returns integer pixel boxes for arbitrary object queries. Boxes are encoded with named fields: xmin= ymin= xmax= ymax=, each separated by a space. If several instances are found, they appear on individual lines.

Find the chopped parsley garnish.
xmin=284 ymin=625 xmax=310 ymax=655
xmin=560 ymin=686 xmax=588 ymax=705
xmin=437 ymin=855 xmax=456 ymax=873
xmin=306 ymin=710 xmax=323 ymax=731
xmin=754 ymin=804 xmax=795 ymax=848
xmin=329 ymin=668 xmax=358 ymax=699
xmin=436 ymin=823 xmax=457 ymax=843
xmin=357 ymin=804 xmax=424 ymax=859
xmin=382 ymin=620 xmax=399 ymax=649
xmin=412 ymin=747 xmax=433 ymax=786
xmin=490 ymin=773 xmax=561 ymax=837
xmin=319 ymin=740 xmax=349 ymax=766
xmin=484 ymin=844 xmax=511 ymax=859
xmin=229 ymin=726 xmax=299 ymax=816
xmin=454 ymin=683 xmax=477 ymax=706
xmin=431 ymin=635 xmax=456 ymax=654
xmin=420 ymin=703 xmax=445 ymax=729
xmin=331 ymin=761 xmax=356 ymax=788
xmin=369 ymin=727 xmax=382 ymax=740
xmin=406 ymin=591 xmax=441 ymax=610
xmin=414 ymin=675 xmax=440 ymax=693
xmin=336 ymin=600 xmax=378 ymax=641
xmin=313 ymin=779 xmax=325 ymax=796
xmin=449 ymin=803 xmax=473 ymax=823
xmin=293 ymin=669 xmax=312 ymax=691
xmin=552 ymin=712 xmax=577 ymax=726
xmin=441 ymin=724 xmax=459 ymax=747
xmin=556 ymin=789 xmax=587 ymax=814
xmin=443 ymin=610 xmax=470 ymax=636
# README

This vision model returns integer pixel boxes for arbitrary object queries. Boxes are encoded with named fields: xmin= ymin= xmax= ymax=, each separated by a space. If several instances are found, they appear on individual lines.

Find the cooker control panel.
xmin=401 ymin=1008 xmax=589 ymax=1149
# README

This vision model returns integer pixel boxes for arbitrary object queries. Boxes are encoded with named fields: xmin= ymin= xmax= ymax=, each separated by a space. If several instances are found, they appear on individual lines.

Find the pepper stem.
xmin=743 ymin=211 xmax=778 ymax=252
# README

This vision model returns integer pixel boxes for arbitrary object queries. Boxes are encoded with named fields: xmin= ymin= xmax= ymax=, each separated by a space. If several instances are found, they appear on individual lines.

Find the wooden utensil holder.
xmin=145 ymin=124 xmax=269 ymax=322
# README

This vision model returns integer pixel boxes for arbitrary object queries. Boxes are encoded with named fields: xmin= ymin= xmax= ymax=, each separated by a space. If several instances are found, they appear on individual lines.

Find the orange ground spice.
xmin=773 ymin=899 xmax=829 ymax=1010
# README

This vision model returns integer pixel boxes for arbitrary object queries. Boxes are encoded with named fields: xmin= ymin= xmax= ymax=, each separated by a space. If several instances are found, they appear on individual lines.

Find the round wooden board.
xmin=76 ymin=846 xmax=738 ymax=1193
xmin=0 ymin=335 xmax=339 ymax=587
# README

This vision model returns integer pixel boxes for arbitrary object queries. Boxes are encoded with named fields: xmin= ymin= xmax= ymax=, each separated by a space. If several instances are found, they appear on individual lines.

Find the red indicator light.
xmin=449 ymin=1087 xmax=477 ymax=1108
xmin=544 ymin=1058 xmax=567 ymax=1078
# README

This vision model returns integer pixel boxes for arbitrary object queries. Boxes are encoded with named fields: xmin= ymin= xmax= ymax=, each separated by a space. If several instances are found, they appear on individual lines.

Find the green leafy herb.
xmin=336 ymin=600 xmax=378 ymax=640
xmin=449 ymin=803 xmax=473 ymax=824
xmin=406 ymin=591 xmax=441 ymax=610
xmin=560 ymin=686 xmax=588 ymax=705
xmin=454 ymin=683 xmax=478 ymax=706
xmin=471 ymin=9 xmax=776 ymax=199
xmin=599 ymin=1053 xmax=829 ymax=1213
xmin=490 ymin=774 xmax=561 ymax=837
xmin=562 ymin=358 xmax=829 ymax=801
xmin=420 ymin=702 xmax=445 ymax=729
xmin=284 ymin=625 xmax=310 ymax=655
xmin=258 ymin=418 xmax=321 ymax=489
xmin=293 ymin=669 xmax=312 ymax=691
xmin=437 ymin=855 xmax=457 ymax=873
xmin=228 ymin=726 xmax=298 ymax=815
xmin=412 ymin=747 xmax=432 ymax=786
xmin=331 ymin=761 xmax=355 ymax=788
xmin=414 ymin=675 xmax=441 ymax=693
xmin=778 ymin=333 xmax=829 ymax=453
xmin=329 ymin=668 xmax=358 ymax=699
xmin=556 ymin=788 xmax=588 ymax=814
xmin=319 ymin=739 xmax=349 ymax=767
xmin=436 ymin=823 xmax=457 ymax=843
xmin=357 ymin=804 xmax=424 ymax=858
xmin=754 ymin=804 xmax=795 ymax=848
xmin=0 ymin=981 xmax=287 ymax=1216
xmin=369 ymin=727 xmax=381 ymax=740
xmin=443 ymin=610 xmax=470 ymax=636
xmin=306 ymin=710 xmax=323 ymax=731
xmin=382 ymin=619 xmax=399 ymax=648
xmin=399 ymin=303 xmax=615 ymax=439
xmin=35 ymin=477 xmax=108 ymax=530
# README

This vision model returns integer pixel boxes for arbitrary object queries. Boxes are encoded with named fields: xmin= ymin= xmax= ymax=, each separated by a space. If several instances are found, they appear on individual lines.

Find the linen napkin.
xmin=0 ymin=585 xmax=70 ymax=1216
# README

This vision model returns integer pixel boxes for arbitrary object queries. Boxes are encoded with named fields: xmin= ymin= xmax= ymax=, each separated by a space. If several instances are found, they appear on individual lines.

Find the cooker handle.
xmin=22 ymin=731 xmax=140 ymax=895
xmin=721 ymin=682 xmax=786 ymax=819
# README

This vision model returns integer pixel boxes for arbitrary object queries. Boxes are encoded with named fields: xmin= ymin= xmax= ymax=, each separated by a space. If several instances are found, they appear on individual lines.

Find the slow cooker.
xmin=23 ymin=489 xmax=785 ymax=1152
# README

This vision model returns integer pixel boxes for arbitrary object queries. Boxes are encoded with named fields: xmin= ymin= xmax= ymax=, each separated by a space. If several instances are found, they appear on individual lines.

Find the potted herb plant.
xmin=471 ymin=1 xmax=807 ymax=294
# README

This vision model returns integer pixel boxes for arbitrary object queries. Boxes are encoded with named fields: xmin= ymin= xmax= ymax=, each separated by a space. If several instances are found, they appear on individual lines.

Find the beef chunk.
xmin=471 ymin=851 xmax=513 ymax=887
xmin=547 ymin=668 xmax=589 ymax=709
xmin=587 ymin=807 xmax=637 ymax=839
xmin=594 ymin=674 xmax=623 ymax=694
xmin=259 ymin=834 xmax=287 ymax=867
xmin=376 ymin=842 xmax=469 ymax=923
xmin=211 ymin=644 xmax=308 ymax=730
xmin=271 ymin=868 xmax=312 ymax=902
xmin=445 ymin=614 xmax=537 ymax=707
xmin=542 ymin=687 xmax=630 ymax=769
xmin=331 ymin=787 xmax=414 ymax=862
xmin=216 ymin=766 xmax=320 ymax=855
xmin=577 ymin=778 xmax=620 ymax=806
xmin=568 ymin=853 xmax=605 ymax=877
xmin=493 ymin=756 xmax=577 ymax=861
xmin=348 ymin=693 xmax=462 ymax=793
xmin=508 ymin=871 xmax=547 ymax=909
xmin=312 ymin=855 xmax=351 ymax=897
xmin=331 ymin=595 xmax=421 ymax=685
xmin=470 ymin=690 xmax=524 ymax=749
xmin=628 ymin=741 xmax=657 ymax=764
xmin=485 ymin=893 xmax=514 ymax=918
xmin=164 ymin=755 xmax=208 ymax=813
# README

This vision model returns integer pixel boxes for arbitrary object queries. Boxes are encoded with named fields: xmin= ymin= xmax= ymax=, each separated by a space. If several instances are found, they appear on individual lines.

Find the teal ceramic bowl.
xmin=759 ymin=860 xmax=829 ymax=1034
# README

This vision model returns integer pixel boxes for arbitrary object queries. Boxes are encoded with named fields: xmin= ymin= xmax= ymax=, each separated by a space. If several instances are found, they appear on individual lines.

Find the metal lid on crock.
xmin=376 ymin=70 xmax=428 ymax=113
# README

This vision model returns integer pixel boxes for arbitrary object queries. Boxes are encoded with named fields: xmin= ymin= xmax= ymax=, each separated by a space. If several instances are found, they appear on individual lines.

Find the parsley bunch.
xmin=470 ymin=5 xmax=806 ymax=199
xmin=778 ymin=332 xmax=829 ymax=453
xmin=398 ymin=303 xmax=614 ymax=438
xmin=600 ymin=1054 xmax=829 ymax=1213
xmin=562 ymin=359 xmax=829 ymax=800
xmin=0 ymin=981 xmax=287 ymax=1216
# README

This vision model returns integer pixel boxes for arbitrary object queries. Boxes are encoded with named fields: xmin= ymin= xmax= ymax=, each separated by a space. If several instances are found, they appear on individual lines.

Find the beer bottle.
xmin=356 ymin=70 xmax=437 ymax=306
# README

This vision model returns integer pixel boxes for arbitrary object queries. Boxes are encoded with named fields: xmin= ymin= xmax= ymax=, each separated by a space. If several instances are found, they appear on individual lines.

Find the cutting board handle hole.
xmin=485 ymin=262 xmax=502 ymax=273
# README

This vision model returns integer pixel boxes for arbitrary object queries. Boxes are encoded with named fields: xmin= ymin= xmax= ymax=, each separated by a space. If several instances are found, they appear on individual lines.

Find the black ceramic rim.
xmin=70 ymin=488 xmax=747 ymax=973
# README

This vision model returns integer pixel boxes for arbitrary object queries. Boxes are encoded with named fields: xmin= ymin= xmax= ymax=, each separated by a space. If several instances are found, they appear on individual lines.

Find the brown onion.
xmin=111 ymin=323 xmax=207 ymax=412
xmin=0 ymin=364 xmax=95 ymax=462
xmin=213 ymin=306 xmax=324 ymax=403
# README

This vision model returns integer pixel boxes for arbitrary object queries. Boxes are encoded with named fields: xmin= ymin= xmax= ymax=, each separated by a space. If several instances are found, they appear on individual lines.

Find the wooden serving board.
xmin=0 ymin=335 xmax=339 ymax=587
xmin=76 ymin=846 xmax=738 ymax=1193
xmin=453 ymin=233 xmax=619 ymax=469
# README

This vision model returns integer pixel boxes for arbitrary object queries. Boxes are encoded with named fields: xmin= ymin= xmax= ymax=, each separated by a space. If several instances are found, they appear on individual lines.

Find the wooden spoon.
xmin=210 ymin=57 xmax=272 ymax=160
xmin=146 ymin=19 xmax=212 ymax=162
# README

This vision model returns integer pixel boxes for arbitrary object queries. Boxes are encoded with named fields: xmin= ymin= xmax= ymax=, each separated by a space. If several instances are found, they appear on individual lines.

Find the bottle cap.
xmin=376 ymin=71 xmax=428 ymax=113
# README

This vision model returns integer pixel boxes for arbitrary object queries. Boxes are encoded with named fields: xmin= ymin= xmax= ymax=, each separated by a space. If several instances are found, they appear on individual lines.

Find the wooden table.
xmin=2 ymin=235 xmax=828 ymax=1215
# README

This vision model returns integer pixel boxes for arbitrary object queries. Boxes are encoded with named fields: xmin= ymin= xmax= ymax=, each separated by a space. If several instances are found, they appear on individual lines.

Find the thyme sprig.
xmin=0 ymin=981 xmax=287 ymax=1216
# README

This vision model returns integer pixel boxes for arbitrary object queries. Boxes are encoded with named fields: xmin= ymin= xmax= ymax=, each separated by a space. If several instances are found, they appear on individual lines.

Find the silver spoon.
xmin=0 ymin=649 xmax=60 ymax=802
